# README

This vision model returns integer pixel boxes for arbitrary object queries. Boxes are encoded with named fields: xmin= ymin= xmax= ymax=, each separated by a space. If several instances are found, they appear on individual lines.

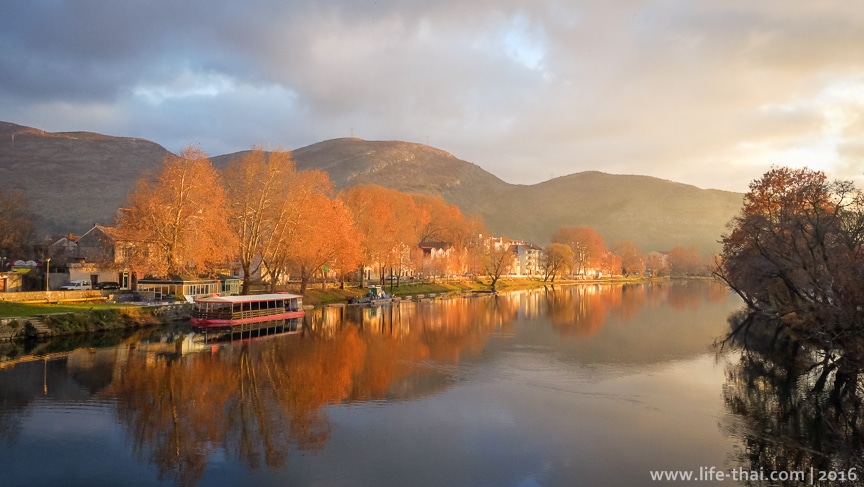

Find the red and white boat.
xmin=191 ymin=293 xmax=304 ymax=329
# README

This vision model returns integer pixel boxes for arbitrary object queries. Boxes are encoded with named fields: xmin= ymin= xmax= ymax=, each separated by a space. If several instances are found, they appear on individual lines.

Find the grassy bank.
xmin=0 ymin=301 xmax=130 ymax=318
xmin=297 ymin=277 xmax=565 ymax=306
xmin=0 ymin=303 xmax=190 ymax=341
xmin=0 ymin=276 xmax=664 ymax=317
xmin=0 ymin=276 xmax=667 ymax=342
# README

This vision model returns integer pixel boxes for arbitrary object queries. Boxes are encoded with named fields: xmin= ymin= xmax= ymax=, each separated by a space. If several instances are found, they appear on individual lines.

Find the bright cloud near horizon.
xmin=2 ymin=1 xmax=864 ymax=192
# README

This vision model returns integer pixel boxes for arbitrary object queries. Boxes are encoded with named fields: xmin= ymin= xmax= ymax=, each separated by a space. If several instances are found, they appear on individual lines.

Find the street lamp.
xmin=45 ymin=258 xmax=51 ymax=292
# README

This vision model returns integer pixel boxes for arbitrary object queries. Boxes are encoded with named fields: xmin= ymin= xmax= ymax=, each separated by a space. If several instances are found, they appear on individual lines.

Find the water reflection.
xmin=0 ymin=281 xmax=739 ymax=486
xmin=721 ymin=314 xmax=864 ymax=485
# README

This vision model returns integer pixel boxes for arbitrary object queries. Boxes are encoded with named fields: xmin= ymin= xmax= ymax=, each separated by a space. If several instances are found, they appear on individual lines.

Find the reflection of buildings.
xmin=509 ymin=288 xmax=545 ymax=320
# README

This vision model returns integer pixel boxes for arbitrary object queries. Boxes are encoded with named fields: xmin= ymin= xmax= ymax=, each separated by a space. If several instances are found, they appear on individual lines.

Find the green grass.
xmin=388 ymin=281 xmax=485 ymax=296
xmin=301 ymin=288 xmax=365 ymax=305
xmin=0 ymin=301 xmax=130 ymax=318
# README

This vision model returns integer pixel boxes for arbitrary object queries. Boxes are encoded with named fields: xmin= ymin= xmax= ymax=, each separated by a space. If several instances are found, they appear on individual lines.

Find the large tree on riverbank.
xmin=261 ymin=169 xmax=333 ymax=291
xmin=715 ymin=166 xmax=864 ymax=348
xmin=339 ymin=185 xmax=426 ymax=286
xmin=715 ymin=167 xmax=864 ymax=462
xmin=222 ymin=148 xmax=294 ymax=294
xmin=286 ymin=195 xmax=362 ymax=294
xmin=541 ymin=243 xmax=573 ymax=282
xmin=551 ymin=226 xmax=606 ymax=276
xmin=116 ymin=146 xmax=234 ymax=278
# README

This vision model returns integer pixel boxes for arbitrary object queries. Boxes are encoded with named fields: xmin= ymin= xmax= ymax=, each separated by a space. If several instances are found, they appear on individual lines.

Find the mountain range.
xmin=0 ymin=121 xmax=743 ymax=255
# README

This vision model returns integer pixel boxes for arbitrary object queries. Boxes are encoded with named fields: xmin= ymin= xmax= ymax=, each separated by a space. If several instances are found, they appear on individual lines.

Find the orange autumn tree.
xmin=413 ymin=194 xmax=471 ymax=243
xmin=339 ymin=185 xmax=425 ymax=286
xmin=613 ymin=239 xmax=644 ymax=276
xmin=286 ymin=195 xmax=362 ymax=294
xmin=551 ymin=226 xmax=607 ymax=277
xmin=412 ymin=194 xmax=484 ymax=276
xmin=117 ymin=145 xmax=234 ymax=278
xmin=384 ymin=191 xmax=426 ymax=281
xmin=222 ymin=148 xmax=295 ymax=294
xmin=262 ymin=169 xmax=332 ymax=291
xmin=667 ymin=245 xmax=705 ymax=277
xmin=599 ymin=250 xmax=622 ymax=277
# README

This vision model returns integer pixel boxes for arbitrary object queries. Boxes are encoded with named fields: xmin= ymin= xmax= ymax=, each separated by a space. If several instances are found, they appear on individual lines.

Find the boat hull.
xmin=191 ymin=309 xmax=305 ymax=329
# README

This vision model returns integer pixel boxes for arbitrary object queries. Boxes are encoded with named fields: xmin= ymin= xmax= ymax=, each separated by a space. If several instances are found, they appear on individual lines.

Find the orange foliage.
xmin=117 ymin=145 xmax=235 ymax=278
xmin=667 ymin=245 xmax=704 ymax=276
xmin=413 ymin=194 xmax=477 ymax=245
xmin=552 ymin=226 xmax=607 ymax=276
xmin=286 ymin=194 xmax=362 ymax=293
xmin=339 ymin=185 xmax=425 ymax=283
xmin=612 ymin=239 xmax=644 ymax=276
xmin=222 ymin=148 xmax=296 ymax=293
xmin=547 ymin=285 xmax=623 ymax=337
xmin=262 ymin=169 xmax=333 ymax=289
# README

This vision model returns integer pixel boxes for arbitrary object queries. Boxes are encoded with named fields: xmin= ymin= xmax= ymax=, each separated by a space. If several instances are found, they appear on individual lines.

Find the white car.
xmin=60 ymin=279 xmax=92 ymax=290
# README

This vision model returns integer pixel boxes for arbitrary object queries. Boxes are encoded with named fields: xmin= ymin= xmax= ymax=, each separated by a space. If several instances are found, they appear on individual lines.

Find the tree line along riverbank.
xmin=0 ymin=276 xmax=669 ymax=342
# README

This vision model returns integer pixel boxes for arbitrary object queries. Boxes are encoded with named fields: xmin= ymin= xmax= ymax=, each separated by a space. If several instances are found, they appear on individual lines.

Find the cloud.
xmin=2 ymin=0 xmax=864 ymax=191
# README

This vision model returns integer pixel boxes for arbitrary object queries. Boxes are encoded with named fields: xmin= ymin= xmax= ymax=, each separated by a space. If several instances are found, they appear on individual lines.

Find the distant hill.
xmin=222 ymin=139 xmax=742 ymax=253
xmin=1 ymin=121 xmax=743 ymax=254
xmin=0 ymin=121 xmax=171 ymax=233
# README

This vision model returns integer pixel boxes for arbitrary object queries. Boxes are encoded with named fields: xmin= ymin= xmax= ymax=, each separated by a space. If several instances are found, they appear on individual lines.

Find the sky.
xmin=2 ymin=0 xmax=864 ymax=193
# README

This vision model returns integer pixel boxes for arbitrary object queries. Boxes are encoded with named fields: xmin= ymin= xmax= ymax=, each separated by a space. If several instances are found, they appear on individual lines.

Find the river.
xmin=1 ymin=281 xmax=747 ymax=486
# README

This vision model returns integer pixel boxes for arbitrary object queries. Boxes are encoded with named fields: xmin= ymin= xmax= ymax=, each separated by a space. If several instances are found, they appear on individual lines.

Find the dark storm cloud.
xmin=2 ymin=0 xmax=864 ymax=191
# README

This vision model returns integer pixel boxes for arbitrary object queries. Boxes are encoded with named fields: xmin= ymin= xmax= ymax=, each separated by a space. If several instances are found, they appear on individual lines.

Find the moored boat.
xmin=349 ymin=285 xmax=392 ymax=305
xmin=191 ymin=293 xmax=304 ymax=329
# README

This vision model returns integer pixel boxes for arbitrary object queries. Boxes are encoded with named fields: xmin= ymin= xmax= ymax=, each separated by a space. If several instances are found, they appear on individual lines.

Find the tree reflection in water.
xmin=545 ymin=281 xmax=726 ymax=337
xmin=100 ymin=296 xmax=514 ymax=486
xmin=721 ymin=313 xmax=864 ymax=485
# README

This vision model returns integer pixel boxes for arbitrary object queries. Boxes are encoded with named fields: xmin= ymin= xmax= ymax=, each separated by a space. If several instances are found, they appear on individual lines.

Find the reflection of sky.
xmin=313 ymin=353 xmax=737 ymax=486
xmin=4 ymin=403 xmax=156 ymax=486
xmin=3 ymin=355 xmax=737 ymax=486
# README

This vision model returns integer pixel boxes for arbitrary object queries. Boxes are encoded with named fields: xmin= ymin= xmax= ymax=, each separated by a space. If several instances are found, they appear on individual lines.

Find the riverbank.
xmin=0 ymin=276 xmax=670 ymax=342
xmin=298 ymin=275 xmax=666 ymax=305
xmin=0 ymin=304 xmax=191 ymax=342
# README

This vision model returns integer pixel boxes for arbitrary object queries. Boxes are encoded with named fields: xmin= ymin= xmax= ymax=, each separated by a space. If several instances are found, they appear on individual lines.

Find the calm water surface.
xmin=1 ymin=281 xmax=745 ymax=486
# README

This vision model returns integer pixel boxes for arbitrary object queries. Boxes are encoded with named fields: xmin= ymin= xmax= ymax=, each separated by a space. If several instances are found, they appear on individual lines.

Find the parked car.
xmin=96 ymin=281 xmax=120 ymax=290
xmin=60 ymin=279 xmax=92 ymax=290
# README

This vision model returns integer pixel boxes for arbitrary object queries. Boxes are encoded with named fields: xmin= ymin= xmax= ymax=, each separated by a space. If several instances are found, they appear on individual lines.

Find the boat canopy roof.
xmin=194 ymin=293 xmax=302 ymax=304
